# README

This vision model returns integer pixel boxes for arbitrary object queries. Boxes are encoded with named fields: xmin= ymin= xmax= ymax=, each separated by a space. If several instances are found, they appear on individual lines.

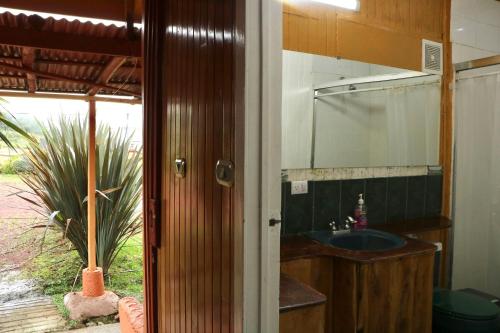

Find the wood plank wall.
xmin=283 ymin=0 xmax=453 ymax=218
xmin=142 ymin=0 xmax=165 ymax=330
xmin=440 ymin=0 xmax=453 ymax=218
xmin=155 ymin=0 xmax=238 ymax=331
xmin=283 ymin=0 xmax=445 ymax=70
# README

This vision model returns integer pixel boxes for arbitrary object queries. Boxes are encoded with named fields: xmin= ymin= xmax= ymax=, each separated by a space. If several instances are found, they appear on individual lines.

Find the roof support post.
xmin=87 ymin=99 xmax=97 ymax=272
xmin=81 ymin=99 xmax=105 ymax=298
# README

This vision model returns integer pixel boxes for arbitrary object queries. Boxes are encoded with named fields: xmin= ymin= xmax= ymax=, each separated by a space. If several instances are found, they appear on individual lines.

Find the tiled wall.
xmin=451 ymin=0 xmax=500 ymax=63
xmin=281 ymin=175 xmax=443 ymax=235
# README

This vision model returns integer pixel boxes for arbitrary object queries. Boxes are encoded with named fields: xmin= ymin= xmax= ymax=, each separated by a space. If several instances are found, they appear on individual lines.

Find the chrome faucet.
xmin=329 ymin=220 xmax=338 ymax=232
xmin=330 ymin=216 xmax=356 ymax=235
xmin=346 ymin=216 xmax=357 ymax=230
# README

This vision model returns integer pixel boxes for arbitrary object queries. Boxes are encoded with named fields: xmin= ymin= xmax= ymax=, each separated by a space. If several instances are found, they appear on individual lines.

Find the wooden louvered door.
xmin=149 ymin=0 xmax=242 ymax=332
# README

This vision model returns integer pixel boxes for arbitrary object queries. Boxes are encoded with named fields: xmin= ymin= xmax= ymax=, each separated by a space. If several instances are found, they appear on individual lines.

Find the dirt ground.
xmin=0 ymin=175 xmax=44 ymax=270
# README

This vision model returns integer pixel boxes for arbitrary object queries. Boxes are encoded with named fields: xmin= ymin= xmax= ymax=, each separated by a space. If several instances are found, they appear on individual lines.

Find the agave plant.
xmin=19 ymin=116 xmax=142 ymax=273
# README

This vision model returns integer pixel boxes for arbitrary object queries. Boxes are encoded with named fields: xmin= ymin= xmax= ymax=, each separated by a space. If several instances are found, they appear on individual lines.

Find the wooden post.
xmin=81 ymin=99 xmax=105 ymax=297
xmin=88 ymin=100 xmax=97 ymax=272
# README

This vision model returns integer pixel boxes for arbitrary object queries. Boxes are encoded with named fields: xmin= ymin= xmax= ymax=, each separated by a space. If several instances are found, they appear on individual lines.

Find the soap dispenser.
xmin=354 ymin=193 xmax=368 ymax=230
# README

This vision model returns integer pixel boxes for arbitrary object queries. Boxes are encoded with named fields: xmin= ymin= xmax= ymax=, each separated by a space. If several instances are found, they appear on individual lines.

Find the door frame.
xmin=142 ymin=0 xmax=165 ymax=331
xmin=243 ymin=0 xmax=282 ymax=332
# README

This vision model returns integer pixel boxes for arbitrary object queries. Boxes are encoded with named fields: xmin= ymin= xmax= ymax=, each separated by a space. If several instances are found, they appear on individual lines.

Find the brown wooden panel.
xmin=337 ymin=19 xmax=422 ymax=71
xmin=146 ymin=0 xmax=240 ymax=331
xmin=142 ymin=0 xmax=165 ymax=331
xmin=330 ymin=255 xmax=434 ymax=333
xmin=281 ymin=258 xmax=334 ymax=333
xmin=363 ymin=0 xmax=411 ymax=32
xmin=366 ymin=255 xmax=433 ymax=333
xmin=410 ymin=229 xmax=450 ymax=288
xmin=325 ymin=12 xmax=338 ymax=57
xmin=280 ymin=304 xmax=326 ymax=333
xmin=440 ymin=0 xmax=453 ymax=219
xmin=409 ymin=0 xmax=444 ymax=39
xmin=331 ymin=258 xmax=358 ymax=333
xmin=283 ymin=0 xmax=446 ymax=71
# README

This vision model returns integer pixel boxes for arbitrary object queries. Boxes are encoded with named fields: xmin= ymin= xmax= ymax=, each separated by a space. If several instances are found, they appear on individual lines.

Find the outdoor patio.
xmin=0 ymin=7 xmax=144 ymax=333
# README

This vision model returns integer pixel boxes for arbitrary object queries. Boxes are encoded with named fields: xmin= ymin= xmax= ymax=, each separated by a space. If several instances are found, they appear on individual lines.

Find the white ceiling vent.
xmin=422 ymin=39 xmax=443 ymax=75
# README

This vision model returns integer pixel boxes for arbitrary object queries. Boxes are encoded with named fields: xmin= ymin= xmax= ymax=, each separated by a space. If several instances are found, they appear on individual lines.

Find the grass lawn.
xmin=23 ymin=233 xmax=143 ymax=328
xmin=0 ymin=173 xmax=24 ymax=183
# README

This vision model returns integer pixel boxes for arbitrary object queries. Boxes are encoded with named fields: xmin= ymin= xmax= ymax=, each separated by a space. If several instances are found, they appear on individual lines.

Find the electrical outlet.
xmin=291 ymin=181 xmax=308 ymax=195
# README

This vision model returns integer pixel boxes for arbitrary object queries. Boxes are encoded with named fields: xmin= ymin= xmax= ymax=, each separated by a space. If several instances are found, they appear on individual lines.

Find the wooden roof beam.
xmin=21 ymin=47 xmax=36 ymax=93
xmin=87 ymin=56 xmax=127 ymax=96
xmin=34 ymin=59 xmax=142 ymax=69
xmin=0 ymin=25 xmax=141 ymax=57
xmin=0 ymin=61 xmax=140 ymax=97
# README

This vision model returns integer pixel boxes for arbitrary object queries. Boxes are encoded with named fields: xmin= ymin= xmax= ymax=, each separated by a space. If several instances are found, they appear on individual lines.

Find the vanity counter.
xmin=281 ymin=234 xmax=435 ymax=263
xmin=372 ymin=216 xmax=451 ymax=235
xmin=281 ymin=217 xmax=448 ymax=263
xmin=279 ymin=273 xmax=326 ymax=312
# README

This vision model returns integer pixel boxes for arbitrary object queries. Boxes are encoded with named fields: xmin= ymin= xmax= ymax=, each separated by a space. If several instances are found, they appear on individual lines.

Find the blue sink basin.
xmin=308 ymin=229 xmax=406 ymax=252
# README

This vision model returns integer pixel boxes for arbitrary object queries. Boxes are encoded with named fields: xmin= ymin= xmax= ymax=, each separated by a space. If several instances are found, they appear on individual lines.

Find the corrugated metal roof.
xmin=0 ymin=11 xmax=142 ymax=97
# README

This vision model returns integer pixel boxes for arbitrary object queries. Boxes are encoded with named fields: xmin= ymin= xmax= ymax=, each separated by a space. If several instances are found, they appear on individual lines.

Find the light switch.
xmin=291 ymin=181 xmax=308 ymax=195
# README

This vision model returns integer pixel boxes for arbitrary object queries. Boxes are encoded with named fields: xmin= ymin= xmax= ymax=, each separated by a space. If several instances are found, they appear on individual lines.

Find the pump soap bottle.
xmin=354 ymin=193 xmax=368 ymax=230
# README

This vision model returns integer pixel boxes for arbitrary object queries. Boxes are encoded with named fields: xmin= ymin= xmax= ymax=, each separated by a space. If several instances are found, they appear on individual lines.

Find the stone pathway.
xmin=0 ymin=271 xmax=66 ymax=333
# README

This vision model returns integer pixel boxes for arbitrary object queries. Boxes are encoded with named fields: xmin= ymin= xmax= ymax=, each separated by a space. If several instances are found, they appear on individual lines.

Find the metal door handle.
xmin=215 ymin=160 xmax=234 ymax=187
xmin=175 ymin=158 xmax=186 ymax=178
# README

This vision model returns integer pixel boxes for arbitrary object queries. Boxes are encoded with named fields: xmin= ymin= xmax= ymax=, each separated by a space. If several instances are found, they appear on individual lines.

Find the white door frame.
xmin=243 ymin=0 xmax=282 ymax=331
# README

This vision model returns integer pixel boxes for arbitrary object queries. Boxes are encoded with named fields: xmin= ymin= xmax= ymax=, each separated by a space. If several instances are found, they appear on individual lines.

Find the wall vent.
xmin=422 ymin=39 xmax=443 ymax=75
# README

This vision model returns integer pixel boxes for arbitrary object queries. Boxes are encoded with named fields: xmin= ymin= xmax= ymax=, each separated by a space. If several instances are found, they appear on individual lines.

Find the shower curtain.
xmin=314 ymin=81 xmax=440 ymax=168
xmin=453 ymin=64 xmax=500 ymax=296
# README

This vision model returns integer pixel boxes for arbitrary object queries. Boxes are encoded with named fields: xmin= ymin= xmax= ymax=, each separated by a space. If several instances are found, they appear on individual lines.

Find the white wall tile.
xmin=453 ymin=43 xmax=477 ymax=63
xmin=451 ymin=15 xmax=477 ymax=46
xmin=473 ymin=0 xmax=500 ymax=27
xmin=451 ymin=0 xmax=500 ymax=63
xmin=452 ymin=43 xmax=497 ymax=64
xmin=452 ymin=0 xmax=479 ymax=18
xmin=475 ymin=23 xmax=500 ymax=53
xmin=473 ymin=47 xmax=498 ymax=60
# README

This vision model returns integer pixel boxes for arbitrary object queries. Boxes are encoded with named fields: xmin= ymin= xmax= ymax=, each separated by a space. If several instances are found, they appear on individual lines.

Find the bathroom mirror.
xmin=282 ymin=50 xmax=441 ymax=169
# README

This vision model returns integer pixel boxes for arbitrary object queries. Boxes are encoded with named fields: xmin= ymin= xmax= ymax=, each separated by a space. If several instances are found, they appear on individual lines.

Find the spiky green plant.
xmin=18 ymin=116 xmax=142 ymax=273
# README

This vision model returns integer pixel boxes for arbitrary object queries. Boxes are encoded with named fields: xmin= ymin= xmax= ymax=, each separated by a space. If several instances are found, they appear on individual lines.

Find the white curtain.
xmin=385 ymin=84 xmax=441 ymax=166
xmin=314 ymin=81 xmax=441 ymax=168
xmin=453 ymin=64 xmax=500 ymax=296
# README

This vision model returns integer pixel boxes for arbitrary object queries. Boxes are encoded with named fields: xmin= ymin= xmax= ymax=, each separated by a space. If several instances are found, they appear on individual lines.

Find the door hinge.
xmin=148 ymin=198 xmax=160 ymax=248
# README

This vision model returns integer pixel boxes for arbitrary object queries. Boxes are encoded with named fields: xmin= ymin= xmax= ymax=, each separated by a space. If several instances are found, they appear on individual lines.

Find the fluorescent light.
xmin=311 ymin=0 xmax=360 ymax=11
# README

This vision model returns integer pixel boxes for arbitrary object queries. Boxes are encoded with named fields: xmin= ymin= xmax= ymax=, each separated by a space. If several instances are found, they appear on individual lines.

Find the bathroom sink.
xmin=308 ymin=229 xmax=406 ymax=252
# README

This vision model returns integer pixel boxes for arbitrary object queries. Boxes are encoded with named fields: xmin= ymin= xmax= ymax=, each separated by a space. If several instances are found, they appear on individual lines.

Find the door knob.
xmin=215 ymin=160 xmax=234 ymax=187
xmin=174 ymin=158 xmax=186 ymax=178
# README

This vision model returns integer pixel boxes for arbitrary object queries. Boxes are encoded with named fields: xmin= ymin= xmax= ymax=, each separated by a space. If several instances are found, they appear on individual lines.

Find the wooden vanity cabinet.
xmin=280 ymin=303 xmax=326 ymax=333
xmin=279 ymin=273 xmax=328 ymax=333
xmin=373 ymin=217 xmax=452 ymax=288
xmin=332 ymin=254 xmax=434 ymax=333
xmin=281 ymin=252 xmax=434 ymax=333
xmin=281 ymin=258 xmax=334 ymax=332
xmin=404 ymin=228 xmax=449 ymax=288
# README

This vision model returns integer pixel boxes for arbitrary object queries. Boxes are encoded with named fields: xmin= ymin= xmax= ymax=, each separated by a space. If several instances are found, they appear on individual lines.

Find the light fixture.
xmin=311 ymin=0 xmax=360 ymax=11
